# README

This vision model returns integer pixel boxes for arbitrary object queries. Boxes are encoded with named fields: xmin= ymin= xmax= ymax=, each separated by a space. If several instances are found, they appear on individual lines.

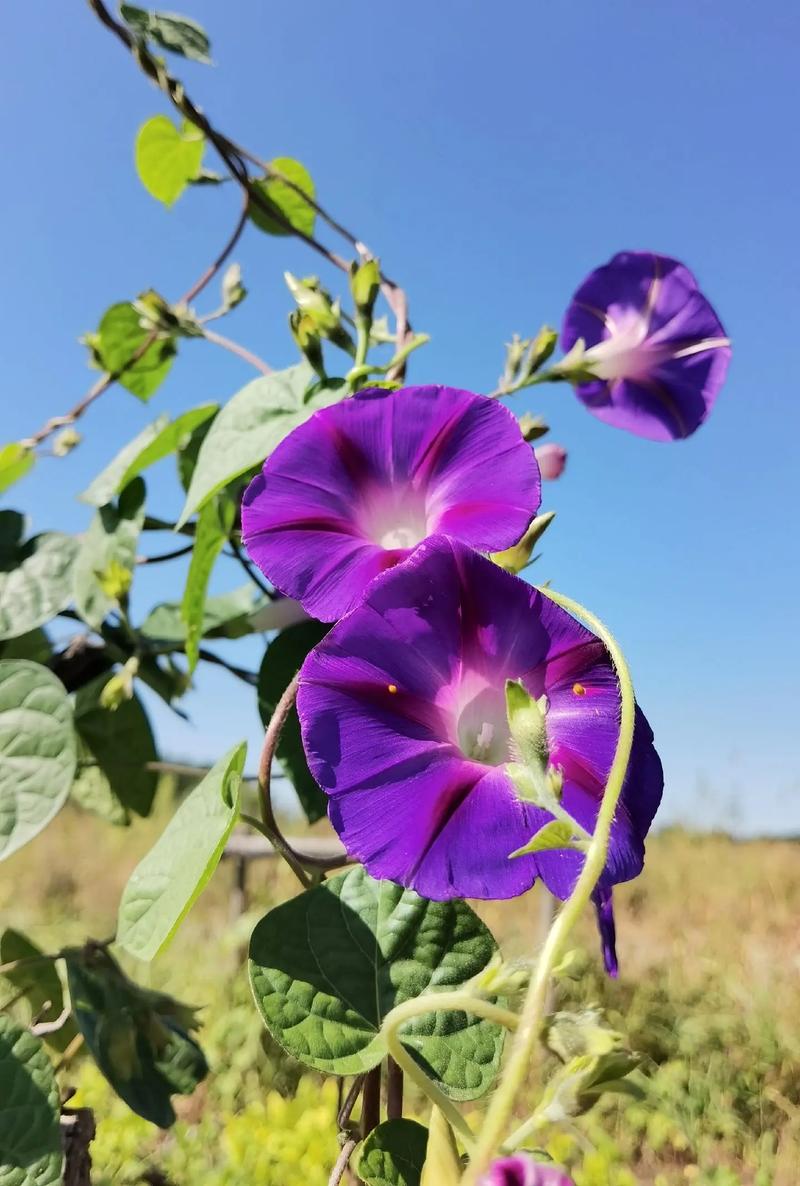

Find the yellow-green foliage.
xmin=73 ymin=1063 xmax=339 ymax=1186
xmin=3 ymin=798 xmax=799 ymax=1186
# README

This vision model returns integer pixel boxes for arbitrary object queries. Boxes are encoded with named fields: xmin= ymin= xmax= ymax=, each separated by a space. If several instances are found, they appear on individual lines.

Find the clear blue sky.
xmin=3 ymin=0 xmax=798 ymax=834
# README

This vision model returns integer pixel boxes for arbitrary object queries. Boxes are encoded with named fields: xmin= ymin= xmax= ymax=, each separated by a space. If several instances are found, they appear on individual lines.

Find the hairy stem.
xmin=381 ymin=992 xmax=523 ymax=1149
xmin=23 ymin=185 xmax=250 ymax=448
xmin=461 ymin=589 xmax=636 ymax=1183
xmin=256 ymin=674 xmax=349 ymax=882
xmin=201 ymin=327 xmax=273 ymax=374
xmin=328 ymin=1138 xmax=357 ymax=1186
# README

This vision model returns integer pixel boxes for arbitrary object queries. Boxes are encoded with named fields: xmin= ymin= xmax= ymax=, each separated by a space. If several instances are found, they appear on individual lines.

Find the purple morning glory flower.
xmin=479 ymin=1155 xmax=575 ymax=1186
xmin=561 ymin=251 xmax=731 ymax=441
xmin=297 ymin=535 xmax=662 ymax=912
xmin=241 ymin=385 xmax=540 ymax=622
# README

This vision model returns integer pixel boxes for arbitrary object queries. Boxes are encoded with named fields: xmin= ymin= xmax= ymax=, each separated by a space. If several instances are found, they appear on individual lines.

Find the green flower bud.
xmin=349 ymin=257 xmax=381 ymax=318
xmin=491 ymin=511 xmax=556 ymax=574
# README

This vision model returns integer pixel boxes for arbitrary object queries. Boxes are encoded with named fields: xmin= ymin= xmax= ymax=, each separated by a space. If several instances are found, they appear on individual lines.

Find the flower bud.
xmin=535 ymin=444 xmax=567 ymax=481
xmin=479 ymin=1154 xmax=574 ymax=1186
xmin=349 ymin=257 xmax=381 ymax=319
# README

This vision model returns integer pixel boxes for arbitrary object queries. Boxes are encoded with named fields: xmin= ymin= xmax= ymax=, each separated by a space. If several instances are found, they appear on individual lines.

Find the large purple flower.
xmin=561 ymin=251 xmax=730 ymax=441
xmin=298 ymin=536 xmax=662 ymax=914
xmin=479 ymin=1155 xmax=575 ymax=1186
xmin=241 ymin=385 xmax=540 ymax=621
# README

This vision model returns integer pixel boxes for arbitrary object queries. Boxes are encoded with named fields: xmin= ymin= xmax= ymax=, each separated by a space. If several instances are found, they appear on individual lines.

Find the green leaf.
xmin=81 ymin=405 xmax=217 ymax=507
xmin=0 ymin=930 xmax=77 ymax=1053
xmin=357 ymin=1119 xmax=429 ymax=1186
xmin=72 ymin=675 xmax=158 ymax=821
xmin=141 ymin=584 xmax=266 ymax=643
xmin=248 ymin=866 xmax=505 ymax=1098
xmin=249 ymin=157 xmax=316 ymax=237
xmin=0 ymin=628 xmax=51 ymax=665
xmin=180 ymin=496 xmax=235 ymax=673
xmin=0 ymin=512 xmax=25 ymax=562
xmin=509 ymin=820 xmax=578 ymax=859
xmin=92 ymin=302 xmax=176 ymax=401
xmin=0 ymin=1014 xmax=62 ymax=1186
xmin=73 ymin=479 xmax=146 ymax=630
xmin=0 ymin=661 xmax=76 ymax=861
xmin=257 ymin=620 xmax=329 ymax=823
xmin=0 ymin=444 xmax=34 ymax=495
xmin=0 ymin=530 xmax=78 ymax=642
xmin=135 ymin=115 xmax=206 ymax=207
xmin=177 ymin=363 xmax=341 ymax=526
xmin=65 ymin=949 xmax=207 ymax=1127
xmin=121 ymin=5 xmax=212 ymax=63
xmin=116 ymin=742 xmax=246 ymax=961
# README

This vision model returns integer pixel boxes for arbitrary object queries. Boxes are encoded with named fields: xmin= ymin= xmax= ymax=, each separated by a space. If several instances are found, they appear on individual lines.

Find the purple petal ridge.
xmin=297 ymin=536 xmax=662 ymax=906
xmin=561 ymin=251 xmax=730 ymax=441
xmin=241 ymin=385 xmax=541 ymax=620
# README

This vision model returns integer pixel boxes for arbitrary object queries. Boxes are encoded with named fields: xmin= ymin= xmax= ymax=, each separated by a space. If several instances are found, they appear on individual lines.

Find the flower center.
xmin=584 ymin=309 xmax=670 ymax=383
xmin=454 ymin=683 xmax=512 ymax=767
xmin=357 ymin=484 xmax=430 ymax=552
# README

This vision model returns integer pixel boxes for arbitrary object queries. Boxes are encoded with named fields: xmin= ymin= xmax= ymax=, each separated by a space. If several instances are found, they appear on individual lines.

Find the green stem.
xmin=381 ymin=992 xmax=521 ymax=1149
xmin=461 ymin=588 xmax=636 ymax=1183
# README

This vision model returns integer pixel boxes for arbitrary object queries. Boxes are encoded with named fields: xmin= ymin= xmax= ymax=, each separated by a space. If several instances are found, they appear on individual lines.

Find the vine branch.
xmin=22 ymin=179 xmax=252 ymax=448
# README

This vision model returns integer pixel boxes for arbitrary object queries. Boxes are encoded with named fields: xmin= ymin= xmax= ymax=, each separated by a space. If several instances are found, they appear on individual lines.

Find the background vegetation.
xmin=4 ymin=785 xmax=797 ymax=1186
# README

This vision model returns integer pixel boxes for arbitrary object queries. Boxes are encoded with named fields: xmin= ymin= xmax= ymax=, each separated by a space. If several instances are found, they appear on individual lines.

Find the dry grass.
xmin=2 ymin=794 xmax=799 ymax=1185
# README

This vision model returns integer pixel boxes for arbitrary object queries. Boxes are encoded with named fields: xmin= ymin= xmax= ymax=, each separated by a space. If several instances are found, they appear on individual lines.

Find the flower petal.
xmin=242 ymin=386 xmax=540 ymax=620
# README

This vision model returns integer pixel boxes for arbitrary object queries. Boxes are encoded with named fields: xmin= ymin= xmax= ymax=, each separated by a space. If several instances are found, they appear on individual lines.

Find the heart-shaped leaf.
xmin=0 ymin=929 xmax=77 ymax=1053
xmin=71 ymin=675 xmax=158 ymax=822
xmin=0 ymin=1014 xmax=62 ymax=1185
xmin=177 ymin=363 xmax=342 ymax=527
xmin=141 ymin=584 xmax=267 ymax=644
xmin=0 ymin=661 xmax=76 ymax=861
xmin=65 ymin=949 xmax=207 ymax=1128
xmin=135 ymin=115 xmax=205 ymax=207
xmin=121 ymin=6 xmax=212 ymax=64
xmin=91 ymin=302 xmax=176 ymax=401
xmin=116 ymin=742 xmax=246 ymax=960
xmin=357 ymin=1119 xmax=429 ymax=1186
xmin=0 ymin=443 xmax=34 ymax=495
xmin=0 ymin=527 xmax=78 ymax=642
xmin=72 ymin=479 xmax=146 ymax=631
xmin=81 ymin=404 xmax=217 ymax=507
xmin=249 ymin=157 xmax=316 ymax=237
xmin=249 ymin=866 xmax=505 ymax=1099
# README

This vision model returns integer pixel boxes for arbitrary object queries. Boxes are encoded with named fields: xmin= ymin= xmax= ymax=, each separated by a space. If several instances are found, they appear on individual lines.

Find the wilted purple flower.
xmin=561 ymin=251 xmax=730 ymax=441
xmin=241 ymin=385 xmax=540 ymax=621
xmin=535 ymin=443 xmax=567 ymax=480
xmin=298 ymin=536 xmax=662 ymax=914
xmin=479 ymin=1155 xmax=575 ymax=1186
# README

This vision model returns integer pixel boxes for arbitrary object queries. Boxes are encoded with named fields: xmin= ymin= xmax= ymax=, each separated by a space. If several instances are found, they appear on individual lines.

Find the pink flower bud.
xmin=534 ymin=443 xmax=567 ymax=481
xmin=480 ymin=1154 xmax=575 ymax=1186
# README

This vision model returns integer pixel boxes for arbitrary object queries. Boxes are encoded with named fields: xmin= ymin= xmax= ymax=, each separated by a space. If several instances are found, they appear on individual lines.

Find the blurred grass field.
xmin=2 ymin=785 xmax=799 ymax=1186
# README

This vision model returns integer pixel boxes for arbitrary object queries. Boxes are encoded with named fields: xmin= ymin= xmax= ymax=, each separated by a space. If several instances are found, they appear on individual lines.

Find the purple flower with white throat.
xmin=561 ymin=251 xmax=730 ymax=441
xmin=297 ymin=536 xmax=662 ymax=955
xmin=480 ymin=1155 xmax=575 ymax=1186
xmin=241 ymin=385 xmax=541 ymax=622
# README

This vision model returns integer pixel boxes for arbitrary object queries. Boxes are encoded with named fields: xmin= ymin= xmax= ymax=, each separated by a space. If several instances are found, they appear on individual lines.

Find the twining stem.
xmin=22 ymin=188 xmax=251 ymax=449
xmin=87 ymin=0 xmax=414 ymax=386
xmin=254 ymin=673 xmax=350 ymax=885
xmin=381 ymin=992 xmax=522 ymax=1149
xmin=460 ymin=589 xmax=636 ymax=1184
xmin=201 ymin=327 xmax=273 ymax=375
xmin=361 ymin=1066 xmax=382 ymax=1138
xmin=386 ymin=1057 xmax=404 ymax=1120
xmin=328 ymin=1137 xmax=357 ymax=1186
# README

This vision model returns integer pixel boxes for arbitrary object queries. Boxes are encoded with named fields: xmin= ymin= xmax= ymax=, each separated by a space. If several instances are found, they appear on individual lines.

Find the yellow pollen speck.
xmin=572 ymin=683 xmax=586 ymax=696
xmin=387 ymin=684 xmax=398 ymax=694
